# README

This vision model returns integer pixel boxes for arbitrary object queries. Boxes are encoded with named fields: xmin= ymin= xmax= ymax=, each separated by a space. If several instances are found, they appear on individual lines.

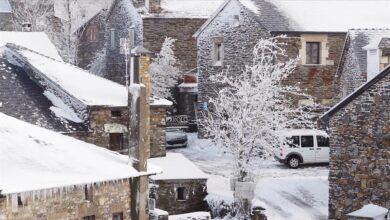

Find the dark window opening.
xmin=216 ymin=43 xmax=222 ymax=62
xmin=86 ymin=25 xmax=98 ymax=42
xmin=317 ymin=136 xmax=330 ymax=147
xmin=306 ymin=42 xmax=320 ymax=64
xmin=112 ymin=212 xmax=124 ymax=220
xmin=177 ymin=187 xmax=186 ymax=201
xmin=301 ymin=136 xmax=314 ymax=148
xmin=109 ymin=133 xmax=124 ymax=151
xmin=111 ymin=110 xmax=122 ymax=118
xmin=286 ymin=136 xmax=300 ymax=148
xmin=17 ymin=195 xmax=24 ymax=207
xmin=84 ymin=185 xmax=93 ymax=201
xmin=82 ymin=216 xmax=95 ymax=220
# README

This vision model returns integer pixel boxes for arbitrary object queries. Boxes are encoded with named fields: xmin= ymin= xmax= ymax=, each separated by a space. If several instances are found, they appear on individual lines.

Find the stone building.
xmin=0 ymin=112 xmax=159 ymax=220
xmin=0 ymin=0 xmax=12 ymax=31
xmin=193 ymin=0 xmax=390 ymax=137
xmin=148 ymin=153 xmax=208 ymax=215
xmin=336 ymin=29 xmax=390 ymax=99
xmin=320 ymin=64 xmax=390 ymax=220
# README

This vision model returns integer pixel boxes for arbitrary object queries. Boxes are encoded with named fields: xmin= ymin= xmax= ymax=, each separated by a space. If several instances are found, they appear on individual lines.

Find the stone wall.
xmin=150 ymin=105 xmax=167 ymax=157
xmin=150 ymin=179 xmax=208 ymax=215
xmin=0 ymin=13 xmax=13 ymax=31
xmin=196 ymin=0 xmax=270 ymax=137
xmin=0 ymin=180 xmax=132 ymax=220
xmin=143 ymin=17 xmax=206 ymax=74
xmin=327 ymin=73 xmax=390 ymax=219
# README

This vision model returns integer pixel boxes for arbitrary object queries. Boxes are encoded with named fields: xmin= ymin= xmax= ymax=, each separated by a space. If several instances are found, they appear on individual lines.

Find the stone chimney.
xmin=148 ymin=0 xmax=161 ymax=13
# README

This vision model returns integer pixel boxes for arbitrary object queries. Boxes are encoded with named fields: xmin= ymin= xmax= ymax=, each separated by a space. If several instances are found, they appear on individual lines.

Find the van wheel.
xmin=287 ymin=156 xmax=300 ymax=168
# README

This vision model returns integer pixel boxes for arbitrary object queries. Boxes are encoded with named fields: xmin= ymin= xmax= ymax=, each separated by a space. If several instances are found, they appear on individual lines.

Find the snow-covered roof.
xmin=148 ymin=153 xmax=208 ymax=180
xmin=264 ymin=0 xmax=390 ymax=32
xmin=347 ymin=204 xmax=389 ymax=218
xmin=150 ymin=96 xmax=173 ymax=106
xmin=195 ymin=0 xmax=390 ymax=37
xmin=0 ymin=113 xmax=160 ymax=195
xmin=54 ymin=0 xmax=115 ymax=33
xmin=178 ymin=82 xmax=197 ymax=88
xmin=0 ymin=0 xmax=11 ymax=13
xmin=9 ymin=46 xmax=128 ymax=107
xmin=149 ymin=0 xmax=224 ymax=18
xmin=278 ymin=129 xmax=328 ymax=137
xmin=0 ymin=32 xmax=63 ymax=61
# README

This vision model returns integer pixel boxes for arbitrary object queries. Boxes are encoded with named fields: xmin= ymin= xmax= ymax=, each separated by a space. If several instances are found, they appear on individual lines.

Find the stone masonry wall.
xmin=0 ymin=13 xmax=13 ymax=31
xmin=151 ymin=179 xmax=208 ymax=215
xmin=0 ymin=179 xmax=132 ymax=220
xmin=143 ymin=17 xmax=206 ymax=74
xmin=328 ymin=73 xmax=390 ymax=219
xmin=196 ymin=0 xmax=270 ymax=137
xmin=150 ymin=105 xmax=167 ymax=158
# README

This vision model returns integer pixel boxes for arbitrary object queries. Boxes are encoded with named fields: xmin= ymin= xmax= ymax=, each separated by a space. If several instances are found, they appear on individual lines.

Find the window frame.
xmin=109 ymin=133 xmax=124 ymax=151
xmin=112 ymin=212 xmax=124 ymax=220
xmin=306 ymin=42 xmax=320 ymax=65
xmin=82 ymin=215 xmax=95 ymax=220
xmin=110 ymin=28 xmax=116 ymax=49
xmin=86 ymin=25 xmax=98 ymax=42
xmin=176 ymin=187 xmax=186 ymax=201
xmin=84 ymin=185 xmax=93 ymax=201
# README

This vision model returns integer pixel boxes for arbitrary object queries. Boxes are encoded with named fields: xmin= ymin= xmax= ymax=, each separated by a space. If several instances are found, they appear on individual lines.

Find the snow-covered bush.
xmin=150 ymin=37 xmax=180 ymax=100
xmin=201 ymin=36 xmax=316 ymax=182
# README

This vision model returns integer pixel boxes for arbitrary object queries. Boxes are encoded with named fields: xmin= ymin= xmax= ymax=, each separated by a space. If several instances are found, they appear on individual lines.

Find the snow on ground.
xmin=0 ymin=32 xmax=63 ymax=61
xmin=169 ymin=212 xmax=211 ymax=220
xmin=171 ymin=133 xmax=329 ymax=220
xmin=0 ymin=113 xmax=160 ymax=195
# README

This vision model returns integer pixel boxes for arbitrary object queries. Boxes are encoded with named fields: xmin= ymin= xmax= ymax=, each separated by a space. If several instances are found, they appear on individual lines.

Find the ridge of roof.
xmin=320 ymin=64 xmax=390 ymax=121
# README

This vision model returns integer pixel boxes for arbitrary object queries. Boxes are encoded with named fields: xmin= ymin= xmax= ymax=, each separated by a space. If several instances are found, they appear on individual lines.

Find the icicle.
xmin=11 ymin=194 xmax=17 ymax=212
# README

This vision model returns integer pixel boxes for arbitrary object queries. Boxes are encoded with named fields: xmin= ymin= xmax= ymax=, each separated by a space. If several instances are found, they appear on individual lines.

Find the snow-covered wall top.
xmin=148 ymin=153 xmax=208 ymax=180
xmin=11 ymin=47 xmax=128 ymax=107
xmin=265 ymin=0 xmax=390 ymax=32
xmin=0 ymin=32 xmax=63 ymax=61
xmin=0 ymin=0 xmax=11 ymax=13
xmin=54 ymin=0 xmax=115 ymax=33
xmin=0 ymin=112 xmax=160 ymax=194
xmin=149 ymin=0 xmax=224 ymax=18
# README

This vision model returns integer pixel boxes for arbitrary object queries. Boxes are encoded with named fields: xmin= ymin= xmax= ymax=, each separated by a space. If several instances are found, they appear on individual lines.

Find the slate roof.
xmin=379 ymin=38 xmax=390 ymax=49
xmin=0 ymin=0 xmax=11 ymax=13
xmin=0 ymin=58 xmax=87 ymax=132
xmin=320 ymin=64 xmax=390 ymax=121
xmin=337 ymin=29 xmax=390 ymax=76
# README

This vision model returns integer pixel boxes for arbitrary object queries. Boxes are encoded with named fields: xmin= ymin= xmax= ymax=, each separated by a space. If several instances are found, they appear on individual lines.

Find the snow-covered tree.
xmin=11 ymin=0 xmax=52 ymax=32
xmin=202 ymin=37 xmax=316 ymax=182
xmin=150 ymin=37 xmax=180 ymax=99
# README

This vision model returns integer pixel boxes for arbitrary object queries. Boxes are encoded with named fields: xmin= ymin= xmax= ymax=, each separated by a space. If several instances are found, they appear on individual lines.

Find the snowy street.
xmin=171 ymin=133 xmax=329 ymax=220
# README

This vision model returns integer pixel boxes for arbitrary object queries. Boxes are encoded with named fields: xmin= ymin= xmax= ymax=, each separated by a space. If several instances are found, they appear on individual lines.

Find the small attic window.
xmin=86 ymin=25 xmax=98 ymax=42
xmin=232 ymin=15 xmax=240 ymax=27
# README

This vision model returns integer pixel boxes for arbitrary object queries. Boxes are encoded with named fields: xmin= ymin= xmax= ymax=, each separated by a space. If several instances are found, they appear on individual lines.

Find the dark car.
xmin=166 ymin=128 xmax=187 ymax=148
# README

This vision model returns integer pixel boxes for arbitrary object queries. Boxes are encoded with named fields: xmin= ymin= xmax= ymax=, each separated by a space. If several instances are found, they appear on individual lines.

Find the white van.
xmin=274 ymin=129 xmax=330 ymax=168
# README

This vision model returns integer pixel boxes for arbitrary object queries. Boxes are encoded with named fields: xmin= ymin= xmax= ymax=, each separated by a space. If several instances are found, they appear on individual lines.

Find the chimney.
xmin=147 ymin=0 xmax=161 ymax=13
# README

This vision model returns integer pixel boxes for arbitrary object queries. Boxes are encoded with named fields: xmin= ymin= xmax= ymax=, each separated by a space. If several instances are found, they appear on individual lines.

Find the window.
xmin=84 ymin=185 xmax=93 ymax=201
xmin=17 ymin=195 xmax=25 ymax=207
xmin=317 ymin=136 xmax=329 ymax=147
xmin=82 ymin=216 xmax=95 ymax=220
xmin=232 ymin=15 xmax=240 ymax=27
xmin=110 ymin=28 xmax=116 ymax=49
xmin=176 ymin=187 xmax=186 ymax=201
xmin=109 ymin=133 xmax=124 ymax=150
xmin=306 ymin=42 xmax=320 ymax=64
xmin=212 ymin=40 xmax=224 ymax=66
xmin=286 ymin=136 xmax=299 ymax=148
xmin=112 ymin=212 xmax=123 ymax=220
xmin=216 ymin=43 xmax=222 ymax=62
xmin=301 ymin=136 xmax=314 ymax=148
xmin=86 ymin=25 xmax=98 ymax=42
xmin=111 ymin=110 xmax=122 ymax=118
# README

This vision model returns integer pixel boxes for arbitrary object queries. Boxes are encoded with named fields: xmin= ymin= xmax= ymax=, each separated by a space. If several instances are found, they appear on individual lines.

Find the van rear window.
xmin=317 ymin=136 xmax=329 ymax=147
xmin=286 ymin=136 xmax=299 ymax=148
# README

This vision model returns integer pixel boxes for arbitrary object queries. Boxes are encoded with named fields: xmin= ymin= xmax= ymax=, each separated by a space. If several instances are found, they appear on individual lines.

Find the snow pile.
xmin=169 ymin=212 xmax=211 ymax=220
xmin=0 ymin=0 xmax=11 ymax=13
xmin=267 ymin=0 xmax=390 ymax=32
xmin=156 ymin=0 xmax=224 ymax=18
xmin=0 ymin=112 xmax=160 ymax=195
xmin=150 ymin=96 xmax=173 ymax=106
xmin=43 ymin=91 xmax=83 ymax=123
xmin=347 ymin=204 xmax=389 ymax=219
xmin=13 ymin=48 xmax=128 ymax=107
xmin=148 ymin=153 xmax=208 ymax=180
xmin=255 ymin=177 xmax=328 ymax=220
xmin=0 ymin=32 xmax=63 ymax=61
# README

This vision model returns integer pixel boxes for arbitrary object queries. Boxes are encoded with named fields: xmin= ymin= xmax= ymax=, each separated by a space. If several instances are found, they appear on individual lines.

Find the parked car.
xmin=274 ymin=129 xmax=330 ymax=168
xmin=166 ymin=128 xmax=188 ymax=148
